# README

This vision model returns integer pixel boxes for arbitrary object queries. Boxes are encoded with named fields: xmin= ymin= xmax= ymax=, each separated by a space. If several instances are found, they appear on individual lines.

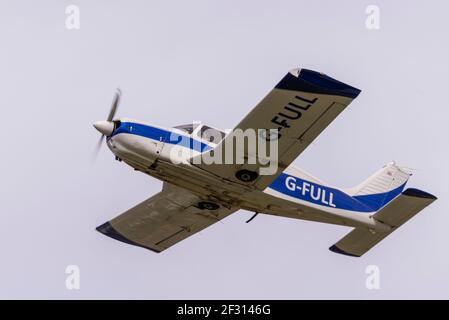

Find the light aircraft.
xmin=93 ymin=68 xmax=436 ymax=257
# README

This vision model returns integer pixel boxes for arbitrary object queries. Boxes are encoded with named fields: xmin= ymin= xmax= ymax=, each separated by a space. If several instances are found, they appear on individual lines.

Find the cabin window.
xmin=197 ymin=125 xmax=225 ymax=144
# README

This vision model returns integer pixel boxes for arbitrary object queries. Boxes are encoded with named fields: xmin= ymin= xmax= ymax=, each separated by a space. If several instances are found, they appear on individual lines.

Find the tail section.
xmin=330 ymin=162 xmax=436 ymax=257
xmin=346 ymin=162 xmax=413 ymax=211
xmin=330 ymin=188 xmax=437 ymax=257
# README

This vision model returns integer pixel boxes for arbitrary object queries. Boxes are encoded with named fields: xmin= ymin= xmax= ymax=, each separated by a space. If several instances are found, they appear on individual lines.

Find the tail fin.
xmin=346 ymin=162 xmax=413 ymax=211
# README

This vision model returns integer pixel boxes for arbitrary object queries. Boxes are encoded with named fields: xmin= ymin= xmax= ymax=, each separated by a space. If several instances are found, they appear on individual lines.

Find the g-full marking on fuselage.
xmin=285 ymin=176 xmax=336 ymax=207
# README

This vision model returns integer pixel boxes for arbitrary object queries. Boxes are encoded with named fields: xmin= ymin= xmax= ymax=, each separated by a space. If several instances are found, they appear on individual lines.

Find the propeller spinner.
xmin=93 ymin=88 xmax=121 ymax=158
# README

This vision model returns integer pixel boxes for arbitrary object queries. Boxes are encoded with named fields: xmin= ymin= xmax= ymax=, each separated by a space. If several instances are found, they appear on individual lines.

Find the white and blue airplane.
xmin=93 ymin=68 xmax=436 ymax=257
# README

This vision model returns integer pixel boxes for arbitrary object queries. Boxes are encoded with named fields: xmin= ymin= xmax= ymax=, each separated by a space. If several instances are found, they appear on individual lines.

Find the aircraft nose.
xmin=93 ymin=120 xmax=114 ymax=136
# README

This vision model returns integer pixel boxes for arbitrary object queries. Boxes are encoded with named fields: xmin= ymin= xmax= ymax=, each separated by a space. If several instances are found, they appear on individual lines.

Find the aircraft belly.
xmin=107 ymin=135 xmax=376 ymax=230
xmin=238 ymin=189 xmax=372 ymax=228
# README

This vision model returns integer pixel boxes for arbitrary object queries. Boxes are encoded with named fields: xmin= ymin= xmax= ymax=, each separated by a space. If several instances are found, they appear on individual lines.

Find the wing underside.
xmin=96 ymin=183 xmax=237 ymax=252
xmin=192 ymin=68 xmax=361 ymax=190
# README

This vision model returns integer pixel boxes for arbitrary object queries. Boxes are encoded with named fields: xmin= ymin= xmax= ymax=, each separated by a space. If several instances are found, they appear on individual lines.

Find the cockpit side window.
xmin=198 ymin=125 xmax=225 ymax=144
xmin=174 ymin=123 xmax=198 ymax=134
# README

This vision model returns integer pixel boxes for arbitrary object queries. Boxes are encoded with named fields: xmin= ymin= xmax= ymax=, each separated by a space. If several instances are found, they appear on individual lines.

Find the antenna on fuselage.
xmin=246 ymin=212 xmax=259 ymax=223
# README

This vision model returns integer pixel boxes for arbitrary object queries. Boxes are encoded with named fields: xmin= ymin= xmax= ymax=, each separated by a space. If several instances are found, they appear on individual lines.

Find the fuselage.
xmin=105 ymin=118 xmax=394 ymax=231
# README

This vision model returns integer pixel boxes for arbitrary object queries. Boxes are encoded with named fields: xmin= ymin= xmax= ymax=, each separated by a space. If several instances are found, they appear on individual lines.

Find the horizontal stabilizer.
xmin=329 ymin=188 xmax=436 ymax=257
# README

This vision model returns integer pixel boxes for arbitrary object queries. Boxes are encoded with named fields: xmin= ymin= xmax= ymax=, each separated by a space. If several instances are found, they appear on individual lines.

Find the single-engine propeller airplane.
xmin=93 ymin=68 xmax=436 ymax=257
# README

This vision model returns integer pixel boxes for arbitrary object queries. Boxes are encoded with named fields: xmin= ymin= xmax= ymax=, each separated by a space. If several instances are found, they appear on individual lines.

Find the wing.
xmin=96 ymin=183 xmax=238 ymax=252
xmin=193 ymin=68 xmax=361 ymax=190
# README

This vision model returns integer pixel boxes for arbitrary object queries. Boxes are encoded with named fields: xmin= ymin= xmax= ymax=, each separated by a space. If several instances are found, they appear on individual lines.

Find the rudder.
xmin=347 ymin=162 xmax=413 ymax=211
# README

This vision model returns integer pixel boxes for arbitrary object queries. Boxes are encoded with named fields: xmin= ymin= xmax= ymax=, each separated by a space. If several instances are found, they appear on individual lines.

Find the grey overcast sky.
xmin=1 ymin=0 xmax=448 ymax=299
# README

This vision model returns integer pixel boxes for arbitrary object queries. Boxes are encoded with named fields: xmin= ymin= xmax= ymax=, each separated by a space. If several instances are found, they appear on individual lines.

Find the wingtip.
xmin=96 ymin=222 xmax=161 ymax=253
xmin=276 ymin=68 xmax=361 ymax=99
xmin=329 ymin=245 xmax=361 ymax=257
xmin=402 ymin=188 xmax=437 ymax=200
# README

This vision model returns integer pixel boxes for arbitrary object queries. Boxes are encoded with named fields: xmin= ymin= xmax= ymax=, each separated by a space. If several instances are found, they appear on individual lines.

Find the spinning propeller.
xmin=92 ymin=88 xmax=121 ymax=159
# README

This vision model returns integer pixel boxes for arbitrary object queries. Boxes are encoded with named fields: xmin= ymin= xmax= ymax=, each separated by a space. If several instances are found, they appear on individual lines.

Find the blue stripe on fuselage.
xmin=268 ymin=173 xmax=405 ymax=212
xmin=111 ymin=122 xmax=213 ymax=153
xmin=354 ymin=183 xmax=405 ymax=210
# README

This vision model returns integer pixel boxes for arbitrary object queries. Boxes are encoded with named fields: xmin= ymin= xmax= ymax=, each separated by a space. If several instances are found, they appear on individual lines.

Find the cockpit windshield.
xmin=174 ymin=123 xmax=226 ymax=144
xmin=174 ymin=123 xmax=199 ymax=134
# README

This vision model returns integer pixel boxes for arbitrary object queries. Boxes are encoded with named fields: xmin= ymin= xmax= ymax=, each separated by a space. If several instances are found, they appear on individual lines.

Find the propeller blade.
xmin=107 ymin=88 xmax=121 ymax=122
xmin=92 ymin=134 xmax=104 ymax=162
xmin=93 ymin=88 xmax=121 ymax=163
